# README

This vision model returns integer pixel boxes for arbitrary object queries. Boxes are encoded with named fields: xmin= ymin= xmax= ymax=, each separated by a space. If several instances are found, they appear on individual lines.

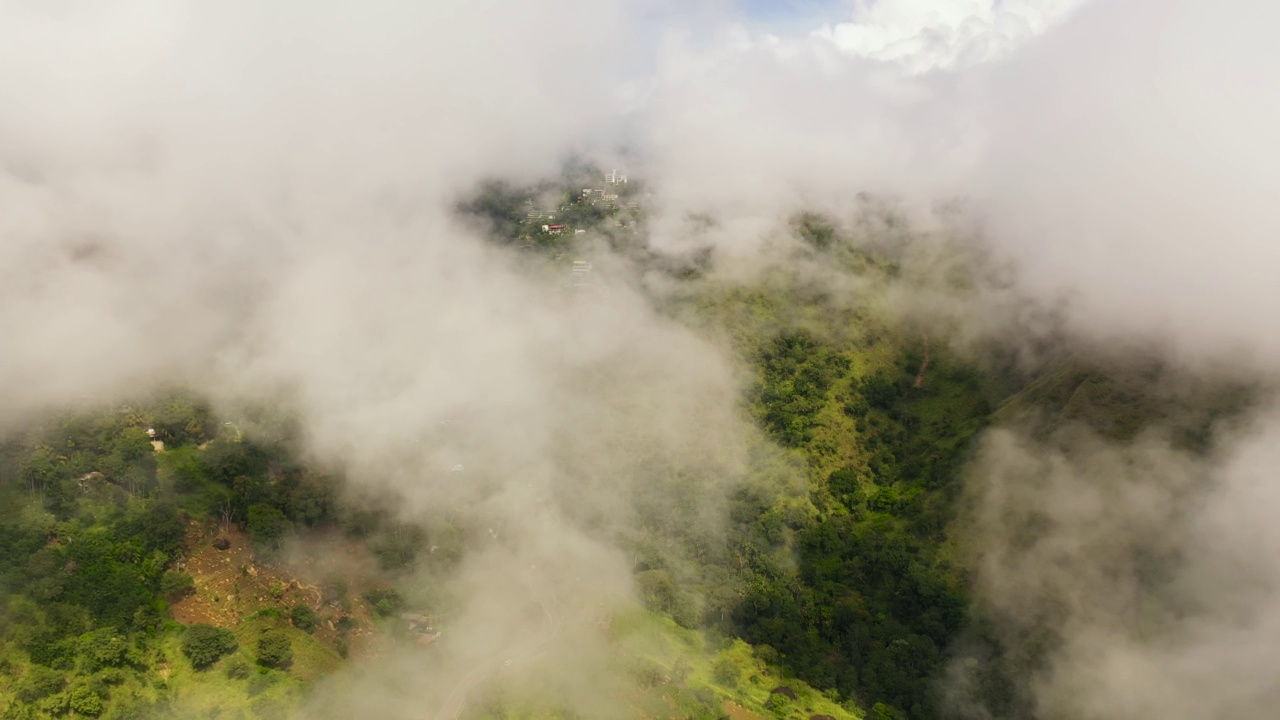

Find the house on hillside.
xmin=400 ymin=612 xmax=435 ymax=635
xmin=400 ymin=610 xmax=440 ymax=647
xmin=524 ymin=198 xmax=556 ymax=222
xmin=543 ymin=224 xmax=566 ymax=234
xmin=571 ymin=260 xmax=593 ymax=288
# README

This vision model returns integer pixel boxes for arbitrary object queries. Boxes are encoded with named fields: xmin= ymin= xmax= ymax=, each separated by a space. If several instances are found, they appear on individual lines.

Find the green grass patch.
xmin=612 ymin=609 xmax=863 ymax=719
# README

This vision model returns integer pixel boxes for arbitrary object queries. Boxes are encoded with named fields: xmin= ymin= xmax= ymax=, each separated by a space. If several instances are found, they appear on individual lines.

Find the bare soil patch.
xmin=723 ymin=700 xmax=763 ymax=720
xmin=169 ymin=521 xmax=379 ymax=657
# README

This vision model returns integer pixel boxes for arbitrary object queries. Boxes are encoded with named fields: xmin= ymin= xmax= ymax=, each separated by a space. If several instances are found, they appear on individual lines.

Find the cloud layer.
xmin=817 ymin=0 xmax=1088 ymax=74
xmin=5 ymin=0 xmax=1280 ymax=717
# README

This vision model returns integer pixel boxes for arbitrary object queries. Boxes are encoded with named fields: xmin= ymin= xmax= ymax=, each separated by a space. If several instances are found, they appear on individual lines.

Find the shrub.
xmin=636 ymin=569 xmax=678 ymax=615
xmin=872 ymin=702 xmax=904 ymax=720
xmin=635 ymin=661 xmax=663 ymax=689
xmin=256 ymin=630 xmax=293 ymax=669
xmin=180 ymin=624 xmax=238 ymax=670
xmin=246 ymin=670 xmax=276 ymax=696
xmin=764 ymin=692 xmax=789 ymax=718
xmin=862 ymin=374 xmax=900 ymax=411
xmin=68 ymin=685 xmax=104 ymax=717
xmin=16 ymin=666 xmax=65 ymax=703
xmin=753 ymin=644 xmax=780 ymax=665
xmin=712 ymin=656 xmax=739 ymax=686
xmin=160 ymin=571 xmax=195 ymax=599
xmin=361 ymin=588 xmax=403 ymax=617
xmin=37 ymin=691 xmax=69 ymax=716
xmin=290 ymin=604 xmax=317 ymax=633
xmin=96 ymin=667 xmax=126 ymax=686
xmin=81 ymin=628 xmax=129 ymax=669
xmin=225 ymin=656 xmax=252 ymax=680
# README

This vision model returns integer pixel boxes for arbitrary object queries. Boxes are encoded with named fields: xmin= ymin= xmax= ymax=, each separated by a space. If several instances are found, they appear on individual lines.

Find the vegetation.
xmin=160 ymin=570 xmax=195 ymax=599
xmin=713 ymin=325 xmax=985 ymax=717
xmin=181 ymin=624 xmax=238 ymax=670
xmin=289 ymin=604 xmax=318 ymax=633
xmin=255 ymin=630 xmax=293 ymax=669
xmin=0 ymin=177 xmax=1248 ymax=720
xmin=361 ymin=587 xmax=404 ymax=618
xmin=0 ymin=395 xmax=342 ymax=718
xmin=613 ymin=610 xmax=861 ymax=720
xmin=226 ymin=656 xmax=253 ymax=680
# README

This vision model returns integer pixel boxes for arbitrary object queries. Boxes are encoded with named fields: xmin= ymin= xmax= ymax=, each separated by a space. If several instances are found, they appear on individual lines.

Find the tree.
xmin=16 ymin=666 xmax=64 ymax=703
xmin=104 ymin=426 xmax=157 ymax=493
xmin=290 ymin=604 xmax=317 ymax=633
xmin=68 ymin=685 xmax=104 ymax=717
xmin=361 ymin=588 xmax=403 ymax=617
xmin=124 ymin=501 xmax=186 ymax=556
xmin=872 ymin=702 xmax=904 ymax=720
xmin=764 ymin=692 xmax=790 ymax=718
xmin=256 ymin=629 xmax=293 ymax=669
xmin=151 ymin=394 xmax=211 ymax=447
xmin=20 ymin=447 xmax=61 ymax=495
xmin=247 ymin=504 xmax=290 ymax=550
xmin=712 ymin=656 xmax=740 ymax=686
xmin=204 ymin=439 xmax=269 ymax=487
xmin=81 ymin=627 xmax=129 ymax=669
xmin=636 ymin=569 xmax=678 ymax=615
xmin=181 ymin=624 xmax=238 ymax=670
xmin=160 ymin=570 xmax=195 ymax=599
xmin=218 ymin=499 xmax=237 ymax=533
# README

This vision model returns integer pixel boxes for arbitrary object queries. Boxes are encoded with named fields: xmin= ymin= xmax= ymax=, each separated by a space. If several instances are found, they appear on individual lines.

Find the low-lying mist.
xmin=5 ymin=0 xmax=1280 ymax=718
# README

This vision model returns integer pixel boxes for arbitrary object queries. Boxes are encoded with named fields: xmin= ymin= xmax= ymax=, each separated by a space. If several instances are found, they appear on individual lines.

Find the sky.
xmin=740 ymin=0 xmax=848 ymax=28
xmin=742 ymin=0 xmax=1089 ymax=72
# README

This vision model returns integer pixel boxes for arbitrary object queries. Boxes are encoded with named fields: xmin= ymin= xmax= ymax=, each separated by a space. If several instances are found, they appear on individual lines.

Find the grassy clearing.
xmin=612 ymin=609 xmax=864 ymax=720
xmin=464 ymin=610 xmax=863 ymax=720
xmin=159 ymin=630 xmax=299 ymax=719
xmin=230 ymin=617 xmax=342 ymax=682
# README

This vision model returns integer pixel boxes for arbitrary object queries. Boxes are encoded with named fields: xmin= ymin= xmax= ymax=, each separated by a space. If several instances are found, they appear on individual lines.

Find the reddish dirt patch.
xmin=723 ymin=700 xmax=763 ymax=720
xmin=170 ymin=524 xmax=296 ymax=624
xmin=169 ymin=521 xmax=379 ymax=657
xmin=913 ymin=334 xmax=931 ymax=388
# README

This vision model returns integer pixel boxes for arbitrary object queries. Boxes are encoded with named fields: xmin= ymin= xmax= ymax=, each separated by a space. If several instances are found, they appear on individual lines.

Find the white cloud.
xmin=814 ymin=0 xmax=1090 ymax=73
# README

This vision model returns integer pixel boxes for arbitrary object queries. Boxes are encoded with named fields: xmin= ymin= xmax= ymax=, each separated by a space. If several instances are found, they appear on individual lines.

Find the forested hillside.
xmin=0 ymin=170 xmax=1252 ymax=720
